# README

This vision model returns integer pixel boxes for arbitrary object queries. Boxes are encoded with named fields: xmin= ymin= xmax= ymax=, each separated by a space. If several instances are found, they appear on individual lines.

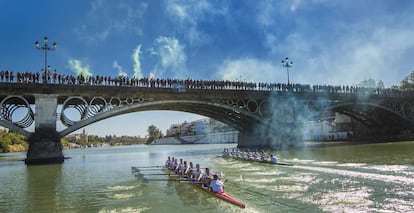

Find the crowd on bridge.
xmin=0 ymin=69 xmax=407 ymax=95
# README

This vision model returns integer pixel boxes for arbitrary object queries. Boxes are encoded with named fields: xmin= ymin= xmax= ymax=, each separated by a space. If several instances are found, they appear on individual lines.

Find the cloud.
xmin=256 ymin=1 xmax=414 ymax=87
xmin=215 ymin=58 xmax=281 ymax=82
xmin=68 ymin=59 xmax=92 ymax=77
xmin=150 ymin=36 xmax=187 ymax=78
xmin=165 ymin=0 xmax=228 ymax=46
xmin=131 ymin=44 xmax=143 ymax=79
xmin=74 ymin=1 xmax=148 ymax=42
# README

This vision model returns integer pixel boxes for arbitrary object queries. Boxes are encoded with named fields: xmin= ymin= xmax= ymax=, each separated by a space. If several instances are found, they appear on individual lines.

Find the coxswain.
xmin=209 ymin=174 xmax=224 ymax=193
xmin=270 ymin=154 xmax=278 ymax=163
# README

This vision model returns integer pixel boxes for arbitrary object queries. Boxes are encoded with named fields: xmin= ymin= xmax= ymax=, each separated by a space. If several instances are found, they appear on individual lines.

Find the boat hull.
xmin=222 ymin=155 xmax=293 ymax=166
xmin=163 ymin=167 xmax=245 ymax=208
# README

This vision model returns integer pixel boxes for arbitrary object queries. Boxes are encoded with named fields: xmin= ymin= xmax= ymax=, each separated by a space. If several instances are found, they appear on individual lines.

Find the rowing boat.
xmin=163 ymin=167 xmax=246 ymax=208
xmin=222 ymin=154 xmax=293 ymax=166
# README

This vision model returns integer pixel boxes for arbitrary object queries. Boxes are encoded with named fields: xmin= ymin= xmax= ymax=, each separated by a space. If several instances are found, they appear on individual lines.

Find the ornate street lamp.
xmin=35 ymin=36 xmax=56 ymax=84
xmin=281 ymin=57 xmax=293 ymax=85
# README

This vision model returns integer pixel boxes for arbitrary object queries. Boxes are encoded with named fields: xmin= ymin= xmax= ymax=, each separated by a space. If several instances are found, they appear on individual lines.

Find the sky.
xmin=1 ymin=0 xmax=414 ymax=137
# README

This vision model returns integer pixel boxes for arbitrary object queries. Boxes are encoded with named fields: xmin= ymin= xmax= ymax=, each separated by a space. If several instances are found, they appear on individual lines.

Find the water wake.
xmin=293 ymin=164 xmax=414 ymax=185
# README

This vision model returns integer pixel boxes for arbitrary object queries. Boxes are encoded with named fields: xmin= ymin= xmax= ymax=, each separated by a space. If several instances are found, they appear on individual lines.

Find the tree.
xmin=146 ymin=125 xmax=163 ymax=144
xmin=0 ymin=130 xmax=27 ymax=153
xmin=396 ymin=71 xmax=414 ymax=90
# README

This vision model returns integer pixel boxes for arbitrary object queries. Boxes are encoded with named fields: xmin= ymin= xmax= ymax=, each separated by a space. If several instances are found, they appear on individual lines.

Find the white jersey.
xmin=165 ymin=159 xmax=172 ymax=167
xmin=192 ymin=169 xmax=202 ymax=180
xmin=169 ymin=161 xmax=176 ymax=169
xmin=179 ymin=164 xmax=187 ymax=174
xmin=202 ymin=172 xmax=213 ymax=179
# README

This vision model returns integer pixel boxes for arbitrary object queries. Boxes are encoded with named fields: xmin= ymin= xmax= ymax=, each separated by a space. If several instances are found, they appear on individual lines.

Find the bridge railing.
xmin=0 ymin=69 xmax=411 ymax=96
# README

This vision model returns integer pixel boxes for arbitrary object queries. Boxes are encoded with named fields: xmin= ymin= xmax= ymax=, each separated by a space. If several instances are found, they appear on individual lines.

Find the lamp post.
xmin=281 ymin=57 xmax=293 ymax=85
xmin=35 ymin=36 xmax=56 ymax=84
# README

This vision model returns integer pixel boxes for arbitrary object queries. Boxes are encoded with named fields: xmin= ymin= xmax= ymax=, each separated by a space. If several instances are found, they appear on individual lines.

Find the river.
xmin=1 ymin=142 xmax=413 ymax=212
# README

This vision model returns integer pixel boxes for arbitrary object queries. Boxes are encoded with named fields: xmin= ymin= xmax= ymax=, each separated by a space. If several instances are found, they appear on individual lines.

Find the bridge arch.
xmin=0 ymin=95 xmax=33 ymax=137
xmin=58 ymin=100 xmax=264 ymax=137
xmin=324 ymin=102 xmax=413 ymax=129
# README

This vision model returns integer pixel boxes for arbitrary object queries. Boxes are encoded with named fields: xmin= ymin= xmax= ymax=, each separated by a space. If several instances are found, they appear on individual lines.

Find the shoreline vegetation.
xmin=0 ymin=129 xmax=147 ymax=153
xmin=2 ymin=129 xmax=414 ymax=153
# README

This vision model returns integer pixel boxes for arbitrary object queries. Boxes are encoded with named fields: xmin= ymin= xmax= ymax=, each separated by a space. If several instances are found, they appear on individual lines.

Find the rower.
xmin=223 ymin=148 xmax=230 ymax=157
xmin=175 ymin=158 xmax=184 ymax=173
xmin=260 ymin=150 xmax=267 ymax=161
xmin=270 ymin=154 xmax=278 ymax=163
xmin=165 ymin=156 xmax=172 ymax=167
xmin=185 ymin=161 xmax=194 ymax=178
xmin=179 ymin=161 xmax=188 ymax=176
xmin=230 ymin=148 xmax=236 ymax=157
xmin=191 ymin=164 xmax=203 ymax=182
xmin=209 ymin=174 xmax=224 ymax=193
xmin=201 ymin=167 xmax=214 ymax=187
xmin=253 ymin=151 xmax=259 ymax=161
xmin=170 ymin=158 xmax=178 ymax=173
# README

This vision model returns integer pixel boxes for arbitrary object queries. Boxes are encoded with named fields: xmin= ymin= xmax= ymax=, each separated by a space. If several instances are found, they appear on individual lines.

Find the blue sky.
xmin=1 ymin=0 xmax=414 ymax=137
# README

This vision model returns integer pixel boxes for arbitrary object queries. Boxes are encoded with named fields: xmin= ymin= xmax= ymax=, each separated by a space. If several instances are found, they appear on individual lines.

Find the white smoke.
xmin=68 ymin=59 xmax=92 ymax=77
xmin=132 ymin=44 xmax=143 ymax=79
xmin=113 ymin=60 xmax=127 ymax=77
xmin=151 ymin=36 xmax=187 ymax=78
xmin=215 ymin=58 xmax=279 ymax=82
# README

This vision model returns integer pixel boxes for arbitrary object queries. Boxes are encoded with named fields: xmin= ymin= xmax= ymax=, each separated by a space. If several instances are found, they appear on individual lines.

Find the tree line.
xmin=393 ymin=71 xmax=414 ymax=90
xmin=0 ymin=124 xmax=164 ymax=153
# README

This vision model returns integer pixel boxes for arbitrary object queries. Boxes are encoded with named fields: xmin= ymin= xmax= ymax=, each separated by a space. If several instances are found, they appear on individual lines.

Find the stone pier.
xmin=25 ymin=94 xmax=64 ymax=165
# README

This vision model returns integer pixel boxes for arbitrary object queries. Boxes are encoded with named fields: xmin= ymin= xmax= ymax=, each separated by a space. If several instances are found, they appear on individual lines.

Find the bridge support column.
xmin=25 ymin=94 xmax=64 ymax=165
xmin=237 ymin=123 xmax=304 ymax=150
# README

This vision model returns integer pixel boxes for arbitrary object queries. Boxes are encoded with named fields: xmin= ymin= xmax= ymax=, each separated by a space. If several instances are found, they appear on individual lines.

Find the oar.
xmin=139 ymin=173 xmax=171 ymax=176
xmin=142 ymin=178 xmax=202 ymax=183
xmin=131 ymin=167 xmax=164 ymax=172
xmin=132 ymin=165 xmax=163 ymax=169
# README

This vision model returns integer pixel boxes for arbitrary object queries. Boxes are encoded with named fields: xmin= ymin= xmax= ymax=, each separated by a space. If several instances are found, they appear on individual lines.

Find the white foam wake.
xmin=293 ymin=165 xmax=414 ymax=185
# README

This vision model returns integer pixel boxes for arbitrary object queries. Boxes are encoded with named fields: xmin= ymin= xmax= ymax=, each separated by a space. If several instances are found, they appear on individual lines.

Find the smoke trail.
xmin=132 ymin=44 xmax=143 ymax=79
xmin=113 ymin=60 xmax=127 ymax=77
xmin=68 ymin=59 xmax=92 ymax=77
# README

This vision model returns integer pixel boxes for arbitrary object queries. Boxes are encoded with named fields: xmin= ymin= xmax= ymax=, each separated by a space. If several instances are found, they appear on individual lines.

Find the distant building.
xmin=156 ymin=118 xmax=238 ymax=145
xmin=66 ymin=128 xmax=88 ymax=143
xmin=302 ymin=113 xmax=353 ymax=141
xmin=165 ymin=118 xmax=236 ymax=137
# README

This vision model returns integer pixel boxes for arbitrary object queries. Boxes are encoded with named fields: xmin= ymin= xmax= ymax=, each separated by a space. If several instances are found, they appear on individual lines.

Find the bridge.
xmin=1 ymin=81 xmax=414 ymax=164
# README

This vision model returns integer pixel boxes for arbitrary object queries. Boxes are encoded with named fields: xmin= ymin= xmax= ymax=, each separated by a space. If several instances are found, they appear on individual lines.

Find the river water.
xmin=1 ymin=142 xmax=413 ymax=213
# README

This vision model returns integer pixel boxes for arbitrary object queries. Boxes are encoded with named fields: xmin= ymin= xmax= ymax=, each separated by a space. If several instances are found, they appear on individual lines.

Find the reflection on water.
xmin=25 ymin=165 xmax=62 ymax=212
xmin=1 ymin=142 xmax=414 ymax=212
